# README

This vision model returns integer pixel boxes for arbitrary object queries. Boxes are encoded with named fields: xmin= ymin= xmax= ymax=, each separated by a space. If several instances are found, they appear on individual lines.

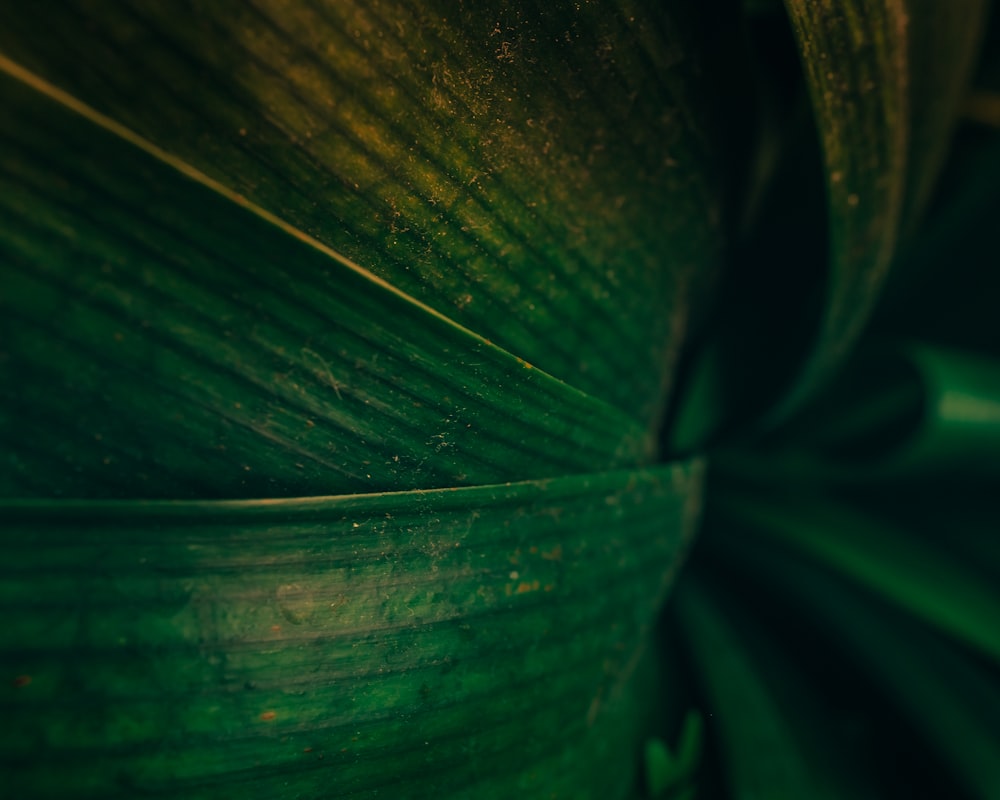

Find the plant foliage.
xmin=1 ymin=1 xmax=998 ymax=798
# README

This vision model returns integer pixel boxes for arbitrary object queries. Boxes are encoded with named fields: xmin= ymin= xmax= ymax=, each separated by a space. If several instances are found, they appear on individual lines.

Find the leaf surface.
xmin=0 ymin=64 xmax=651 ymax=499
xmin=773 ymin=0 xmax=987 ymax=415
xmin=0 ymin=0 xmax=734 ymax=428
xmin=0 ymin=462 xmax=703 ymax=799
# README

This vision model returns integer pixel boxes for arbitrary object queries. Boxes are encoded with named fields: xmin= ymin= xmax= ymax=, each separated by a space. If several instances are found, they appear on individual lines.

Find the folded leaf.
xmin=667 ymin=2 xmax=988 ymax=449
xmin=0 ymin=462 xmax=703 ymax=799
xmin=775 ymin=0 xmax=909 ymax=415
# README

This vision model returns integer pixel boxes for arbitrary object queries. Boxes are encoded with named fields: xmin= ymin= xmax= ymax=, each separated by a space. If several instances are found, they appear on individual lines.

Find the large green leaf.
xmin=0 ymin=3 xmax=731 ymax=797
xmin=5 ymin=2 xmax=998 ymax=799
xmin=0 ymin=0 xmax=735 ymax=429
xmin=0 ymin=63 xmax=652 ymax=499
xmin=0 ymin=463 xmax=703 ymax=799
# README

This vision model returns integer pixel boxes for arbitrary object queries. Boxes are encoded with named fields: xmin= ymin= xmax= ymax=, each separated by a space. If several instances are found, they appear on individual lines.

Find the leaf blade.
xmin=777 ymin=0 xmax=910 ymax=414
xmin=0 ymin=462 xmax=703 ymax=799
xmin=0 ymin=0 xmax=734 ymax=427
xmin=0 ymin=63 xmax=650 ymax=499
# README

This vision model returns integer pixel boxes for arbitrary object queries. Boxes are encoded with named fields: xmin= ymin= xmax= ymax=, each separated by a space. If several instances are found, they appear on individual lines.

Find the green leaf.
xmin=823 ymin=346 xmax=1000 ymax=479
xmin=773 ymin=0 xmax=986 ymax=415
xmin=718 ymin=344 xmax=1000 ymax=485
xmin=711 ymin=534 xmax=1000 ymax=799
xmin=776 ymin=0 xmax=909 ymax=414
xmin=673 ymin=577 xmax=852 ymax=800
xmin=712 ymin=490 xmax=1000 ymax=666
xmin=643 ymin=738 xmax=676 ymax=799
xmin=666 ymin=2 xmax=989 ymax=450
xmin=0 ymin=0 xmax=734 ymax=429
xmin=0 ymin=62 xmax=652 ymax=499
xmin=0 ymin=462 xmax=703 ymax=799
xmin=643 ymin=710 xmax=703 ymax=799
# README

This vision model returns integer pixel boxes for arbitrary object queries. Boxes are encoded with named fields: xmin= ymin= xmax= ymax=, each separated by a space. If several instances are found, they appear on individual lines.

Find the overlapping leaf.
xmin=0 ymin=66 xmax=650 ymax=499
xmin=0 ymin=0 xmax=734 ymax=428
xmin=0 ymin=2 xmax=736 ymax=797
xmin=0 ymin=464 xmax=702 ymax=799
xmin=4 ymin=1 xmax=998 ymax=798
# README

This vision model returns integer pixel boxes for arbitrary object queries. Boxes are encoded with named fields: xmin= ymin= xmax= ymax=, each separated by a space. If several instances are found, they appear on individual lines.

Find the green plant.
xmin=1 ymin=2 xmax=998 ymax=798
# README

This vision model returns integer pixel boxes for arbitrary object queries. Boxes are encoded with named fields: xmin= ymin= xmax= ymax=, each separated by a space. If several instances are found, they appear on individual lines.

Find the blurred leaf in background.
xmin=1 ymin=0 xmax=999 ymax=798
xmin=671 ymin=3 xmax=1000 ymax=799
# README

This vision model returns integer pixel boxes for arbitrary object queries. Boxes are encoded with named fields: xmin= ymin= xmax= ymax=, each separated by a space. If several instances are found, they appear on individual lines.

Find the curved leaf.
xmin=713 ymin=490 xmax=1000 ymax=666
xmin=903 ymin=0 xmax=990 ymax=228
xmin=0 ymin=64 xmax=651 ymax=499
xmin=773 ymin=0 xmax=987 ymax=416
xmin=666 ymin=1 xmax=989 ymax=450
xmin=711 ymin=534 xmax=1000 ymax=799
xmin=833 ymin=346 xmax=1000 ymax=479
xmin=0 ymin=0 xmax=735 ymax=428
xmin=720 ymin=344 xmax=1000 ymax=484
xmin=777 ymin=0 xmax=909 ymax=413
xmin=0 ymin=462 xmax=703 ymax=799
